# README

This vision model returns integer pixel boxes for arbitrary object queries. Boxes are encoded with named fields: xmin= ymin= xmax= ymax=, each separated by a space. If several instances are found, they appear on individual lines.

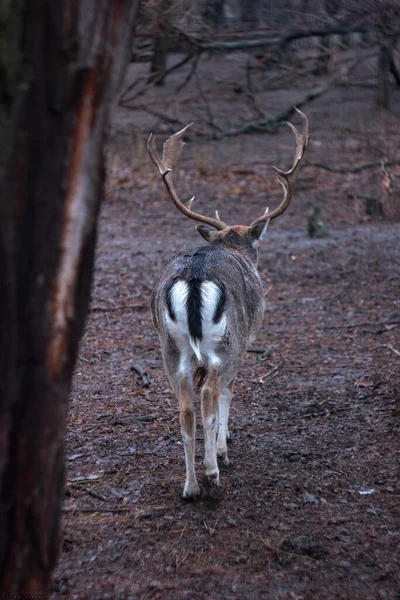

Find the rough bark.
xmin=0 ymin=0 xmax=140 ymax=596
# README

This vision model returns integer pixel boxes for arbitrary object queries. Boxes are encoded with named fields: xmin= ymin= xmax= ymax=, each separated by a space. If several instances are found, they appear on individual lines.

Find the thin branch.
xmin=244 ymin=57 xmax=268 ymax=120
xmin=373 ymin=344 xmax=400 ymax=357
xmin=131 ymin=105 xmax=188 ymax=130
xmin=90 ymin=304 xmax=147 ymax=312
xmin=323 ymin=319 xmax=400 ymax=330
xmin=120 ymin=50 xmax=201 ymax=105
xmin=195 ymin=71 xmax=222 ymax=135
xmin=63 ymin=505 xmax=170 ymax=514
xmin=220 ymin=62 xmax=355 ymax=138
xmin=176 ymin=23 xmax=378 ymax=53
xmin=175 ymin=50 xmax=202 ymax=93
xmin=247 ymin=362 xmax=283 ymax=384
xmin=304 ymin=159 xmax=400 ymax=174
xmin=63 ymin=507 xmax=133 ymax=513
xmin=67 ymin=483 xmax=109 ymax=502
xmin=112 ymin=414 xmax=158 ymax=425
xmin=131 ymin=363 xmax=151 ymax=388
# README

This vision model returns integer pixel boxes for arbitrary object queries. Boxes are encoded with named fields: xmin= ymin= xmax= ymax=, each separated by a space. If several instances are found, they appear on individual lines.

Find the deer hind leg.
xmin=177 ymin=374 xmax=200 ymax=499
xmin=201 ymin=369 xmax=222 ymax=485
xmin=216 ymin=380 xmax=234 ymax=465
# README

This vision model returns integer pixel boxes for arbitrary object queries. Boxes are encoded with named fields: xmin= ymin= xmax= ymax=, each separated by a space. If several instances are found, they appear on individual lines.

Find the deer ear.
xmin=196 ymin=225 xmax=219 ymax=243
xmin=248 ymin=221 xmax=269 ymax=246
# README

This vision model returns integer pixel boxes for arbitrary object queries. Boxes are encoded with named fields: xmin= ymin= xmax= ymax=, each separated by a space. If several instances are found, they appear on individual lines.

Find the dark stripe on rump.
xmin=213 ymin=283 xmax=226 ymax=324
xmin=165 ymin=279 xmax=178 ymax=321
xmin=187 ymin=277 xmax=203 ymax=341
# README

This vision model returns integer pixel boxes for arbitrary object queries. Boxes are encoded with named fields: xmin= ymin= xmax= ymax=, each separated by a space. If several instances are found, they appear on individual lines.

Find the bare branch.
xmin=120 ymin=50 xmax=202 ymax=106
xmin=304 ymin=159 xmax=400 ymax=174
xmin=175 ymin=24 xmax=379 ymax=53
xmin=220 ymin=55 xmax=361 ymax=138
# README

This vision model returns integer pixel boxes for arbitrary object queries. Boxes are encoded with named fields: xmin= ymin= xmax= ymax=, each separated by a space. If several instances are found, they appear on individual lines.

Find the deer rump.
xmin=152 ymin=244 xmax=264 ymax=383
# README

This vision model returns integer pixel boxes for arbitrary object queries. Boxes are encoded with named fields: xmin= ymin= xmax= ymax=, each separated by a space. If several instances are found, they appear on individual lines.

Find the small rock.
xmin=338 ymin=560 xmax=351 ymax=568
xmin=303 ymin=492 xmax=319 ymax=504
xmin=283 ymin=502 xmax=298 ymax=510
xmin=367 ymin=508 xmax=381 ymax=515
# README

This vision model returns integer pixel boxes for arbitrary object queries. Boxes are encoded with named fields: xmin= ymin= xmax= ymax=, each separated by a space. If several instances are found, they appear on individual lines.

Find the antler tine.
xmin=250 ymin=108 xmax=309 ymax=228
xmin=147 ymin=124 xmax=227 ymax=230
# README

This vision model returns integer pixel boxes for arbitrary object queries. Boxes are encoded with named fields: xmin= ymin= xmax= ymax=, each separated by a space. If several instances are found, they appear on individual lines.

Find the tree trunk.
xmin=148 ymin=0 xmax=171 ymax=86
xmin=377 ymin=43 xmax=392 ymax=108
xmin=148 ymin=32 xmax=169 ymax=86
xmin=239 ymin=0 xmax=260 ymax=30
xmin=0 ymin=0 xmax=140 ymax=596
xmin=203 ymin=0 xmax=226 ymax=29
xmin=389 ymin=47 xmax=400 ymax=85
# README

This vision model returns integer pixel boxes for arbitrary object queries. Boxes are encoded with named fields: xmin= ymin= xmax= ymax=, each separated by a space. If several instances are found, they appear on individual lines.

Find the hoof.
xmin=200 ymin=476 xmax=224 ymax=501
xmin=217 ymin=451 xmax=230 ymax=466
xmin=182 ymin=482 xmax=200 ymax=500
xmin=204 ymin=469 xmax=220 ymax=487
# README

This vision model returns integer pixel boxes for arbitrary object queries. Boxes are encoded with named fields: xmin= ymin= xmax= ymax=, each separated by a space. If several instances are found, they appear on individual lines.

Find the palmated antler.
xmin=148 ymin=124 xmax=227 ymax=230
xmin=250 ymin=108 xmax=309 ymax=228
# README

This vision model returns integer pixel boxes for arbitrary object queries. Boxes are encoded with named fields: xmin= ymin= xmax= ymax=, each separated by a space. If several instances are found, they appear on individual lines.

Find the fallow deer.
xmin=148 ymin=109 xmax=308 ymax=498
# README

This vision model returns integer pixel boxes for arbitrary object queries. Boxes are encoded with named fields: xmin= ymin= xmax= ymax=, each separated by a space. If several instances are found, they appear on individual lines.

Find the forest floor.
xmin=53 ymin=49 xmax=400 ymax=599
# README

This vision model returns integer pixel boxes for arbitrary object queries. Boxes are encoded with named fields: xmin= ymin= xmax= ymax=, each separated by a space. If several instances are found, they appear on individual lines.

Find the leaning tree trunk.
xmin=0 ymin=0 xmax=140 ymax=596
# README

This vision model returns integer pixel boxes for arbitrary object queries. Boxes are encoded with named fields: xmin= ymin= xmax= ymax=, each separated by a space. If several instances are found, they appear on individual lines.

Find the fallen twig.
xmin=90 ymin=304 xmax=147 ymax=312
xmin=372 ymin=344 xmax=400 ymax=357
xmin=323 ymin=319 xmax=400 ymax=330
xmin=131 ymin=363 xmax=151 ymax=388
xmin=67 ymin=483 xmax=109 ymax=502
xmin=112 ymin=414 xmax=158 ymax=425
xmin=63 ymin=507 xmax=133 ymax=513
xmin=247 ymin=361 xmax=283 ymax=384
xmin=257 ymin=533 xmax=320 ymax=562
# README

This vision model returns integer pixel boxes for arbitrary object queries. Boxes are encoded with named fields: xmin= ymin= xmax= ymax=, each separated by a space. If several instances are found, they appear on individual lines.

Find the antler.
xmin=148 ymin=124 xmax=227 ymax=230
xmin=250 ymin=108 xmax=309 ymax=228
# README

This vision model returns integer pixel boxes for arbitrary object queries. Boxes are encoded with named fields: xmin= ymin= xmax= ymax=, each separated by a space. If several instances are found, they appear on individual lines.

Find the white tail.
xmin=149 ymin=110 xmax=309 ymax=499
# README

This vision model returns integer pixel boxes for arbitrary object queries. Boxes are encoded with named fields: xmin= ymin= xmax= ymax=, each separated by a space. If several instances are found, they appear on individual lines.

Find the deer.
xmin=148 ymin=109 xmax=308 ymax=499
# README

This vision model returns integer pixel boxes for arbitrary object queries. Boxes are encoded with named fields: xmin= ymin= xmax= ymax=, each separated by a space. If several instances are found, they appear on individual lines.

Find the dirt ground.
xmin=52 ymin=51 xmax=400 ymax=599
